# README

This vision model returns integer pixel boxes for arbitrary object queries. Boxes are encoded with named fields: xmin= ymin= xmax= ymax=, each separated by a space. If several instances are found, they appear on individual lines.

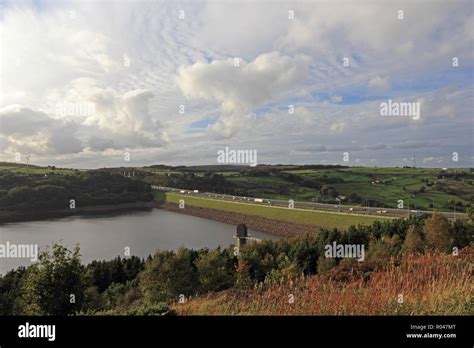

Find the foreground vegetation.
xmin=175 ymin=251 xmax=472 ymax=315
xmin=1 ymin=213 xmax=471 ymax=316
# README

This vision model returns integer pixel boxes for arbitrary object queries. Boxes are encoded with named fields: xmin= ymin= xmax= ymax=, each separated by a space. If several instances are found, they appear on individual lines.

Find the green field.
xmin=3 ymin=161 xmax=471 ymax=214
xmin=282 ymin=167 xmax=472 ymax=211
xmin=165 ymin=193 xmax=387 ymax=230
xmin=164 ymin=166 xmax=471 ymax=212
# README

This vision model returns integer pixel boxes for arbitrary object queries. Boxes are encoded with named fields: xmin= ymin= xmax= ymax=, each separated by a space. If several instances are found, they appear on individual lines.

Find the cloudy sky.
xmin=0 ymin=0 xmax=472 ymax=168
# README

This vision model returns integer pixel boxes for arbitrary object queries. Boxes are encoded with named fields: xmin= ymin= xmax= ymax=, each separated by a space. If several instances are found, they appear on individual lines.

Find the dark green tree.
xmin=139 ymin=248 xmax=199 ymax=303
xmin=22 ymin=244 xmax=84 ymax=315
xmin=196 ymin=248 xmax=234 ymax=292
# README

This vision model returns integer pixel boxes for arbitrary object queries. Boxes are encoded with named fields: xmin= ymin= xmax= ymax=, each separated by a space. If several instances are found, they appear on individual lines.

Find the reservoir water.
xmin=0 ymin=209 xmax=279 ymax=275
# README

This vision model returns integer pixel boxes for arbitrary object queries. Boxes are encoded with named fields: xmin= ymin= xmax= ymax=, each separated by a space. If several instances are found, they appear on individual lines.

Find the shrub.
xmin=139 ymin=248 xmax=199 ymax=303
xmin=402 ymin=226 xmax=424 ymax=254
xmin=424 ymin=213 xmax=453 ymax=252
xmin=316 ymin=255 xmax=337 ymax=274
xmin=196 ymin=249 xmax=234 ymax=292
xmin=22 ymin=244 xmax=84 ymax=315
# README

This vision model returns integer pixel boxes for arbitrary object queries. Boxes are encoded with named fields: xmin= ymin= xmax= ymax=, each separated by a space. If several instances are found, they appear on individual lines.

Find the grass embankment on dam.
xmin=163 ymin=192 xmax=387 ymax=231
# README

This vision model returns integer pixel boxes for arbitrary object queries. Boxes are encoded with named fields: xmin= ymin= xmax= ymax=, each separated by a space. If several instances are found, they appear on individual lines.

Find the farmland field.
xmin=146 ymin=165 xmax=473 ymax=213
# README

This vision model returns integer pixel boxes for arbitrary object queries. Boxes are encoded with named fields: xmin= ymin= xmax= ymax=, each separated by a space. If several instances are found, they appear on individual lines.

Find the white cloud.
xmin=0 ymin=105 xmax=82 ymax=155
xmin=177 ymin=52 xmax=309 ymax=137
xmin=84 ymin=86 xmax=167 ymax=148
xmin=368 ymin=75 xmax=390 ymax=91
xmin=0 ymin=0 xmax=471 ymax=167
xmin=330 ymin=122 xmax=346 ymax=134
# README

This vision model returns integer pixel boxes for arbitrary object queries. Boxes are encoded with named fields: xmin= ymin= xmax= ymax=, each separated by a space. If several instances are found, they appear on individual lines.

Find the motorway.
xmin=152 ymin=186 xmax=469 ymax=221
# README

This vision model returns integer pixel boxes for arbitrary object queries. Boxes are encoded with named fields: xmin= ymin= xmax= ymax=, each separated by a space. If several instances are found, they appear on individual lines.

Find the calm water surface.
xmin=0 ymin=209 xmax=279 ymax=275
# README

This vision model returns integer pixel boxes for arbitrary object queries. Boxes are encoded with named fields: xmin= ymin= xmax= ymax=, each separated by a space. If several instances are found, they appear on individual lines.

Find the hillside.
xmin=143 ymin=165 xmax=473 ymax=213
xmin=2 ymin=162 xmax=472 ymax=214
xmin=0 ymin=170 xmax=153 ymax=222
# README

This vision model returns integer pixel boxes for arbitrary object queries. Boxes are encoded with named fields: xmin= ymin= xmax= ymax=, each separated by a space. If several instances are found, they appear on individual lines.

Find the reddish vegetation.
xmin=174 ymin=248 xmax=473 ymax=315
xmin=160 ymin=202 xmax=320 ymax=238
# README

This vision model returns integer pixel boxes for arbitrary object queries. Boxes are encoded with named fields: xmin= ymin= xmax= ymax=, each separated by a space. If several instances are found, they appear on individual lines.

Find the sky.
xmin=0 ymin=0 xmax=473 ymax=169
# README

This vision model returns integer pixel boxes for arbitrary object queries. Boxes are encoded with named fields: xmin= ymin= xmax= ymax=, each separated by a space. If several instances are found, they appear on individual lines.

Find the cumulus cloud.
xmin=330 ymin=122 xmax=346 ymax=134
xmin=177 ymin=52 xmax=309 ymax=137
xmin=0 ymin=84 xmax=168 ymax=156
xmin=0 ymin=105 xmax=83 ymax=155
xmin=84 ymin=86 xmax=167 ymax=148
xmin=368 ymin=75 xmax=390 ymax=91
xmin=42 ymin=78 xmax=169 ymax=152
xmin=0 ymin=0 xmax=471 ymax=167
xmin=0 ymin=105 xmax=55 ymax=135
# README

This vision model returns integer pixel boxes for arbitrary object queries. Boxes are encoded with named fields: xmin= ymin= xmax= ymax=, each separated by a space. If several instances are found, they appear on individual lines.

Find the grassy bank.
xmin=165 ymin=192 xmax=386 ymax=230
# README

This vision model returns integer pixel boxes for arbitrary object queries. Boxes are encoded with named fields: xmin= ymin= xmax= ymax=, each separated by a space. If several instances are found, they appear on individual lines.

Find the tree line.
xmin=0 ymin=171 xmax=153 ymax=213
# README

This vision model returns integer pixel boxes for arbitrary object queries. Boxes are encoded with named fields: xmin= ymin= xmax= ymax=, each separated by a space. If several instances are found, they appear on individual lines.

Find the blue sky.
xmin=0 ymin=0 xmax=472 ymax=168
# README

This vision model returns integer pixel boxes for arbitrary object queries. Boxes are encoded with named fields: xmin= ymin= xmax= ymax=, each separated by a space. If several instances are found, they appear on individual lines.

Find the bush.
xmin=196 ymin=249 xmax=234 ymax=292
xmin=139 ymin=248 xmax=199 ymax=303
xmin=367 ymin=234 xmax=402 ymax=259
xmin=235 ymin=259 xmax=253 ymax=288
xmin=402 ymin=226 xmax=424 ymax=254
xmin=90 ymin=303 xmax=174 ymax=316
xmin=316 ymin=255 xmax=337 ymax=274
xmin=424 ymin=213 xmax=453 ymax=252
xmin=22 ymin=244 xmax=84 ymax=315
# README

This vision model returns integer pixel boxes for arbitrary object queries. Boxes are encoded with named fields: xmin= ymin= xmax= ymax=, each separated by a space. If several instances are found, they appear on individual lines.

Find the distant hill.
xmin=0 ymin=161 xmax=40 ymax=168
